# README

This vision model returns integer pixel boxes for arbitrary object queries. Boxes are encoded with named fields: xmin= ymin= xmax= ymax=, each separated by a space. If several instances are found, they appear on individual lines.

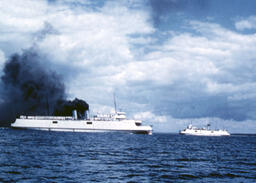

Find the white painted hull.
xmin=11 ymin=118 xmax=153 ymax=135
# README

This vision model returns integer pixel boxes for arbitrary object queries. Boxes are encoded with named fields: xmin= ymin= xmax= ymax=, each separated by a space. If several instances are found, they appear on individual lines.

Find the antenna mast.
xmin=113 ymin=93 xmax=117 ymax=113
xmin=46 ymin=94 xmax=50 ymax=116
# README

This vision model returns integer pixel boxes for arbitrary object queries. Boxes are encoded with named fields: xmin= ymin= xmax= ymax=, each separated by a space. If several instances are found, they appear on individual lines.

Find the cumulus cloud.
xmin=1 ymin=0 xmax=256 ymax=132
xmin=58 ymin=18 xmax=256 ymax=122
xmin=111 ymin=20 xmax=256 ymax=122
xmin=235 ymin=16 xmax=256 ymax=31
xmin=133 ymin=111 xmax=167 ymax=123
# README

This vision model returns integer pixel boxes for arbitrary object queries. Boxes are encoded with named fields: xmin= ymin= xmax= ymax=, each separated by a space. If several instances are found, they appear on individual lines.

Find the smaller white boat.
xmin=179 ymin=124 xmax=230 ymax=136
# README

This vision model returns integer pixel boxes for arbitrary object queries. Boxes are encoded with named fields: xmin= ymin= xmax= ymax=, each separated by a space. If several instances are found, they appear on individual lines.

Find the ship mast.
xmin=113 ymin=93 xmax=117 ymax=113
xmin=46 ymin=94 xmax=50 ymax=116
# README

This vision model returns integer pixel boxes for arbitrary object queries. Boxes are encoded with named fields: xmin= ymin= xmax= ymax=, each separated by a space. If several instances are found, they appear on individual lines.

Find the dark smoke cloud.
xmin=54 ymin=98 xmax=89 ymax=118
xmin=0 ymin=49 xmax=89 ymax=126
xmin=34 ymin=21 xmax=59 ymax=42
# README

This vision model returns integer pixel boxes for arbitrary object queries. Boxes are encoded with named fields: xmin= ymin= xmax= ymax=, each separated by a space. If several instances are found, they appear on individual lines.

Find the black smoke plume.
xmin=54 ymin=98 xmax=89 ymax=118
xmin=0 ymin=49 xmax=89 ymax=126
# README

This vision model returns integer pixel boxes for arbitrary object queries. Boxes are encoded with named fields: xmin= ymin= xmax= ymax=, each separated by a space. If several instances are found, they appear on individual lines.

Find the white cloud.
xmin=133 ymin=111 xmax=167 ymax=123
xmin=36 ymin=1 xmax=154 ymax=67
xmin=0 ymin=0 xmax=47 ymax=32
xmin=235 ymin=16 xmax=256 ymax=31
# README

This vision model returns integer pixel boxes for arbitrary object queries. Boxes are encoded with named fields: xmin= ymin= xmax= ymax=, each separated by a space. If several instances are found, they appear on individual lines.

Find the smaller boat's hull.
xmin=179 ymin=130 xmax=230 ymax=136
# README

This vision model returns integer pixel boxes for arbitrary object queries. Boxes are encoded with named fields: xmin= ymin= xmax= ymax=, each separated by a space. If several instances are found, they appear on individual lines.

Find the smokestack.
xmin=84 ymin=110 xmax=89 ymax=120
xmin=72 ymin=110 xmax=78 ymax=120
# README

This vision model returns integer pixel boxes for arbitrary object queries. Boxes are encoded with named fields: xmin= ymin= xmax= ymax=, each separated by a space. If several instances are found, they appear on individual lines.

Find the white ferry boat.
xmin=179 ymin=124 xmax=230 ymax=136
xmin=11 ymin=110 xmax=153 ymax=135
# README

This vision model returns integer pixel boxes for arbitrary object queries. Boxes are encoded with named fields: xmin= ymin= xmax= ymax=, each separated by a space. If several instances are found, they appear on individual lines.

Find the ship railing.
xmin=92 ymin=117 xmax=114 ymax=121
xmin=20 ymin=115 xmax=75 ymax=120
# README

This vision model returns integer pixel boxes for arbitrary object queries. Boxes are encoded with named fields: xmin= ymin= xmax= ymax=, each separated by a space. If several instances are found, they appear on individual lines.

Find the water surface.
xmin=0 ymin=128 xmax=256 ymax=182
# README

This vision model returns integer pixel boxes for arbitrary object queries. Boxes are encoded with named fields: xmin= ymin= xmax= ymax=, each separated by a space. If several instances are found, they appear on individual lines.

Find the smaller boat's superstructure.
xmin=179 ymin=124 xmax=230 ymax=136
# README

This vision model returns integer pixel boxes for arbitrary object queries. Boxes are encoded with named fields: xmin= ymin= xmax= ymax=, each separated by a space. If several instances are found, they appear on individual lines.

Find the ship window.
xmin=87 ymin=122 xmax=92 ymax=125
xmin=52 ymin=121 xmax=58 ymax=124
xmin=135 ymin=122 xmax=141 ymax=126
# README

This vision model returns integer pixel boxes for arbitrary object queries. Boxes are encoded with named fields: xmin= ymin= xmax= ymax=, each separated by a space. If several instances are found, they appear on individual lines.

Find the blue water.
xmin=0 ymin=128 xmax=256 ymax=182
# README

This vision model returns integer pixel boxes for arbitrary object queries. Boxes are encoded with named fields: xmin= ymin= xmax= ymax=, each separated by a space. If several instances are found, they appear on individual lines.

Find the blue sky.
xmin=1 ymin=0 xmax=256 ymax=133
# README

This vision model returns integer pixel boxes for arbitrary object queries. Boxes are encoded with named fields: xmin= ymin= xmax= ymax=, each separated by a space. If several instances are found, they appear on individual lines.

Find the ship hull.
xmin=11 ymin=118 xmax=152 ymax=135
